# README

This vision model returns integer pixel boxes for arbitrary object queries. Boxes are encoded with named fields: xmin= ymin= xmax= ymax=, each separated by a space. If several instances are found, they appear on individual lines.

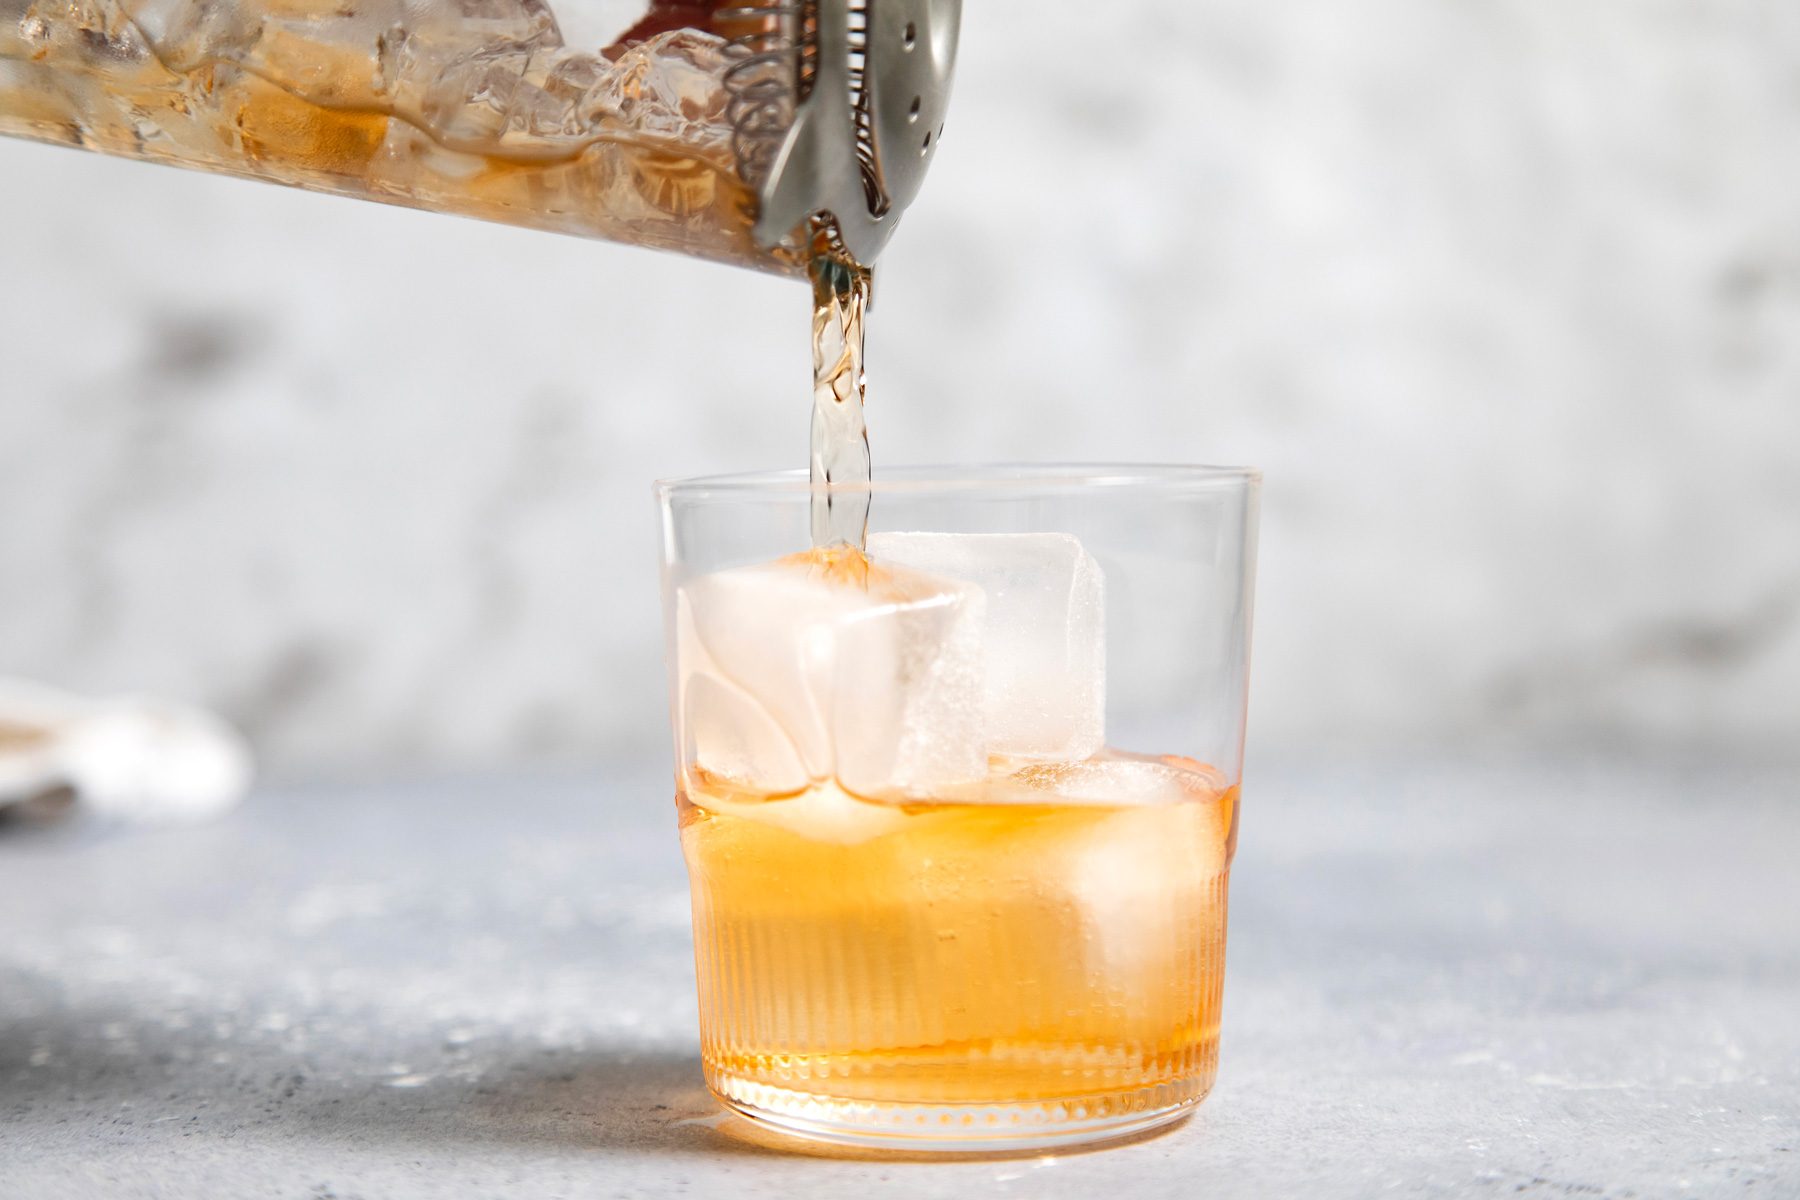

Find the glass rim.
xmin=655 ymin=462 xmax=1261 ymax=501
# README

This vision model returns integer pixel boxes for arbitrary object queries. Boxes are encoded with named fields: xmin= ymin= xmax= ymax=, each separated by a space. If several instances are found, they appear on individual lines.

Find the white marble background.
xmin=3 ymin=1 xmax=1797 ymax=773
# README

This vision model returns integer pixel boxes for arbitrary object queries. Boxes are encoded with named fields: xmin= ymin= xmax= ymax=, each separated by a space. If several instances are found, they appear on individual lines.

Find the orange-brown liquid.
xmin=677 ymin=764 xmax=1237 ymax=1137
xmin=0 ymin=0 xmax=806 ymax=273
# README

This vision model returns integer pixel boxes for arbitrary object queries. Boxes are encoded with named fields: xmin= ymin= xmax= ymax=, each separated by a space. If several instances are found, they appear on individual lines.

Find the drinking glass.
xmin=655 ymin=464 xmax=1259 ymax=1151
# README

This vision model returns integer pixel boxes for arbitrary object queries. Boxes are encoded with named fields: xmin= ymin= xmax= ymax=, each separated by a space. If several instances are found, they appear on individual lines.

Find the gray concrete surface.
xmin=2 ymin=759 xmax=1797 ymax=1197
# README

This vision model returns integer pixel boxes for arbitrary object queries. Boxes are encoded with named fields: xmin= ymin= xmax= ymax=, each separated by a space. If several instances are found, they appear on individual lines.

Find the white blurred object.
xmin=0 ymin=679 xmax=252 ymax=823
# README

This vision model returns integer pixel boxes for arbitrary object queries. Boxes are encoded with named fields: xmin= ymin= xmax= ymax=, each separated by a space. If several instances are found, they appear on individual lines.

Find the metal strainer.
xmin=723 ymin=0 xmax=962 ymax=264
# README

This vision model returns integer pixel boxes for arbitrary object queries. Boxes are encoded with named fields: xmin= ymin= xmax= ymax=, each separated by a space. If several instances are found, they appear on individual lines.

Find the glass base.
xmin=708 ymin=1073 xmax=1211 ymax=1153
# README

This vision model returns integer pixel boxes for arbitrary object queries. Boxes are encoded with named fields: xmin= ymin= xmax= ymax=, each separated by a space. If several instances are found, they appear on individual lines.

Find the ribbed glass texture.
xmin=680 ymin=787 xmax=1234 ymax=1144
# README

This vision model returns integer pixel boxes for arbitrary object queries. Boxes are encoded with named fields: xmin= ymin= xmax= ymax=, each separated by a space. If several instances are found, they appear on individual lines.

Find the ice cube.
xmin=682 ymin=781 xmax=908 ymax=846
xmin=581 ymin=30 xmax=733 ymax=145
xmin=1004 ymin=756 xmax=1233 ymax=990
xmin=676 ymin=548 xmax=986 ymax=798
xmin=999 ymin=756 xmax=1226 ymax=807
xmin=867 ymin=532 xmax=1106 ymax=762
xmin=123 ymin=0 xmax=253 ymax=70
xmin=1065 ymin=793 xmax=1231 ymax=983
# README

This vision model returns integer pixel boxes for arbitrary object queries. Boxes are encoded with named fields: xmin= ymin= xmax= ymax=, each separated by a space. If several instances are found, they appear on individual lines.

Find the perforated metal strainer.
xmin=723 ymin=0 xmax=962 ymax=264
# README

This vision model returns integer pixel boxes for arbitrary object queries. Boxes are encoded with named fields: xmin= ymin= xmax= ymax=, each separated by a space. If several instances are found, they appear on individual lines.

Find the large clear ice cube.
xmin=676 ymin=549 xmax=986 ymax=799
xmin=868 ymin=532 xmax=1106 ymax=762
xmin=1000 ymin=756 xmax=1225 ymax=807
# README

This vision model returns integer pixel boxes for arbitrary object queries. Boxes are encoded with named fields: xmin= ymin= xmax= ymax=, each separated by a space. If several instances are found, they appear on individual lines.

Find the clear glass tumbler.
xmin=655 ymin=464 xmax=1260 ymax=1151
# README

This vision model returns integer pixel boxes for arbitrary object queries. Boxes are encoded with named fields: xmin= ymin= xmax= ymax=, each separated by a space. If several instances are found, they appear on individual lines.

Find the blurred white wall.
xmin=3 ymin=1 xmax=1798 ymax=773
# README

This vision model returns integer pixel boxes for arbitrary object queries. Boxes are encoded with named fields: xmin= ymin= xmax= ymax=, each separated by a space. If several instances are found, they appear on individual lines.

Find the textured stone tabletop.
xmin=3 ymin=760 xmax=1797 ymax=1198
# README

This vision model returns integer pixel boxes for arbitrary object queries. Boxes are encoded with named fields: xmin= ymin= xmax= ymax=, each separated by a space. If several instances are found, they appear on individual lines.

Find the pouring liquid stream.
xmin=808 ymin=244 xmax=874 ymax=550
